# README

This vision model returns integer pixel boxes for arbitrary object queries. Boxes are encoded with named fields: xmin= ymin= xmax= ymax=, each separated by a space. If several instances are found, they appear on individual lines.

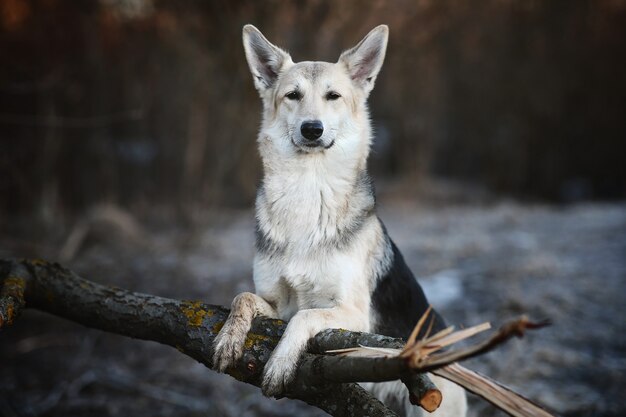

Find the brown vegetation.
xmin=1 ymin=0 xmax=625 ymax=221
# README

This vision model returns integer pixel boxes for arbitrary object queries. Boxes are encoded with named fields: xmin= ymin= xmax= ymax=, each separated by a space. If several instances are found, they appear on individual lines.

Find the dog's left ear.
xmin=339 ymin=25 xmax=388 ymax=95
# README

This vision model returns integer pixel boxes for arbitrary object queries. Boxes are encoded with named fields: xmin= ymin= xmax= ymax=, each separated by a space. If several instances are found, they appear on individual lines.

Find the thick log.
xmin=0 ymin=259 xmax=554 ymax=417
xmin=0 ymin=259 xmax=409 ymax=417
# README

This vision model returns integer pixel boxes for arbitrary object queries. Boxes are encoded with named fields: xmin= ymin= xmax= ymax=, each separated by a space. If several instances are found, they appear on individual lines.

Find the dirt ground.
xmin=1 ymin=198 xmax=625 ymax=417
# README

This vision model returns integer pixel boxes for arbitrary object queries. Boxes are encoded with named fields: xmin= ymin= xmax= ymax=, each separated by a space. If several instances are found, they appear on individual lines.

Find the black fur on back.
xmin=371 ymin=232 xmax=447 ymax=340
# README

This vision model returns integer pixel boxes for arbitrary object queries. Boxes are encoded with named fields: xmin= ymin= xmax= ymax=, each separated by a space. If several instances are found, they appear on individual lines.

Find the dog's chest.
xmin=255 ymin=168 xmax=374 ymax=319
xmin=260 ymin=164 xmax=354 ymax=252
xmin=258 ymin=245 xmax=370 ymax=323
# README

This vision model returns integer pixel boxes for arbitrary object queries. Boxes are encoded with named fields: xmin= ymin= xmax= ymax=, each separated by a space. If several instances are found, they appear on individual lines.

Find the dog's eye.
xmin=326 ymin=91 xmax=341 ymax=101
xmin=285 ymin=91 xmax=301 ymax=100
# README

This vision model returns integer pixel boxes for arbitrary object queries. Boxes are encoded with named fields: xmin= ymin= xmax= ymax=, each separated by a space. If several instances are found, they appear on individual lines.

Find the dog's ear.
xmin=338 ymin=25 xmax=388 ymax=95
xmin=243 ymin=25 xmax=292 ymax=93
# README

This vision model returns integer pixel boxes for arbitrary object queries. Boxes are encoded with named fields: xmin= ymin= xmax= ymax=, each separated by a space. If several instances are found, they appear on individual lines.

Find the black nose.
xmin=300 ymin=120 xmax=324 ymax=141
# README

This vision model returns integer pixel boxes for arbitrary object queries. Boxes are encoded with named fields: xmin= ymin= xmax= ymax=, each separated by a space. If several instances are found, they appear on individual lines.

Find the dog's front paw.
xmin=261 ymin=354 xmax=299 ymax=397
xmin=212 ymin=323 xmax=247 ymax=372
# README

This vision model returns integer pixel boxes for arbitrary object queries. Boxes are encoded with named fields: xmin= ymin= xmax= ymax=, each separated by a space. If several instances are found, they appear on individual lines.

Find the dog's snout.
xmin=301 ymin=120 xmax=324 ymax=141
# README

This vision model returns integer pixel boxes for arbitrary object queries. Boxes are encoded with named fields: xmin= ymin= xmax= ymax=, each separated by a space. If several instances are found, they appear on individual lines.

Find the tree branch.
xmin=310 ymin=328 xmax=443 ymax=411
xmin=0 ymin=259 xmax=400 ymax=417
xmin=1 ymin=259 xmax=554 ymax=417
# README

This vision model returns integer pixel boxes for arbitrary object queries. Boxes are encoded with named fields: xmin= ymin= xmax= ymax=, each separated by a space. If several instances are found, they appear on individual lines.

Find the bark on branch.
xmin=0 ymin=259 xmax=400 ymax=416
xmin=0 ymin=259 xmax=554 ymax=417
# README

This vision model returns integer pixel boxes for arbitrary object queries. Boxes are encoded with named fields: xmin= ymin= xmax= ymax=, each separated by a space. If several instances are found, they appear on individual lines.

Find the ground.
xmin=1 ymin=197 xmax=625 ymax=417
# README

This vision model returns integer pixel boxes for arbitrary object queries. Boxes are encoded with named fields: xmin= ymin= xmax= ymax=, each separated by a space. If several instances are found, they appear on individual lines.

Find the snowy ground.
xmin=1 ymin=200 xmax=625 ymax=417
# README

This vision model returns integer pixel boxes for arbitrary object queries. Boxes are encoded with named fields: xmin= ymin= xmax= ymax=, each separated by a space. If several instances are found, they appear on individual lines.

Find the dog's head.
xmin=243 ymin=24 xmax=388 ymax=156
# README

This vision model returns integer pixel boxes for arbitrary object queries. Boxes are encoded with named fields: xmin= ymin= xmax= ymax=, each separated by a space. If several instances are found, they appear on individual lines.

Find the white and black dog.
xmin=213 ymin=24 xmax=467 ymax=416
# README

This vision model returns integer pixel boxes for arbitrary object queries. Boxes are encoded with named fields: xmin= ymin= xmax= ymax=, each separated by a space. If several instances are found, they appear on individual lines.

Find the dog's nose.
xmin=301 ymin=120 xmax=324 ymax=141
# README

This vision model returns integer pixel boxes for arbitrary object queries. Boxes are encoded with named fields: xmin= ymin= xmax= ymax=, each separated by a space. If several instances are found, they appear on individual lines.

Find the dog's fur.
xmin=212 ymin=24 xmax=467 ymax=416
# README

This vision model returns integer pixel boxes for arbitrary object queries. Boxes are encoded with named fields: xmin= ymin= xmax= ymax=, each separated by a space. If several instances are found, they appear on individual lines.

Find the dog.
xmin=212 ymin=24 xmax=467 ymax=417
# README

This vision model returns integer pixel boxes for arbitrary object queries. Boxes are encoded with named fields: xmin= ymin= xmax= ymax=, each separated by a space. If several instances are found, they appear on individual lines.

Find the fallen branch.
xmin=0 ymin=259 xmax=404 ymax=417
xmin=0 ymin=259 xmax=555 ymax=417
xmin=328 ymin=311 xmax=554 ymax=417
xmin=308 ymin=325 xmax=444 ymax=412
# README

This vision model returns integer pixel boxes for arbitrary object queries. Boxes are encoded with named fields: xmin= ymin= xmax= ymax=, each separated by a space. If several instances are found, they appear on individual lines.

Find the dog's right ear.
xmin=338 ymin=25 xmax=388 ymax=96
xmin=243 ymin=25 xmax=292 ymax=93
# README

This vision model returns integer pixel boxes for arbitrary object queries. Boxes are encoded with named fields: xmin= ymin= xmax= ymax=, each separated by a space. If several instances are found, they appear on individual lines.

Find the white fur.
xmin=212 ymin=24 xmax=467 ymax=416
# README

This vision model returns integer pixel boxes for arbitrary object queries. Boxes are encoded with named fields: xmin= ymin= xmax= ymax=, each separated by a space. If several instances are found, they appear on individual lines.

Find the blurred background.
xmin=0 ymin=1 xmax=625 ymax=417
xmin=1 ymin=0 xmax=626 ymax=220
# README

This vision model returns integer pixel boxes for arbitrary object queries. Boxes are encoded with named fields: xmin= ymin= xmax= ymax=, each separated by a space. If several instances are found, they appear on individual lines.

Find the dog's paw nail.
xmin=261 ymin=358 xmax=296 ymax=397
xmin=212 ymin=332 xmax=245 ymax=372
xmin=213 ymin=354 xmax=228 ymax=373
xmin=261 ymin=376 xmax=283 ymax=397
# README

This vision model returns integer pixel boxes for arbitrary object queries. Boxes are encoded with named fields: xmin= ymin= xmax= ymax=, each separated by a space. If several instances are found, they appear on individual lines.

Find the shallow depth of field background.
xmin=0 ymin=1 xmax=625 ymax=417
